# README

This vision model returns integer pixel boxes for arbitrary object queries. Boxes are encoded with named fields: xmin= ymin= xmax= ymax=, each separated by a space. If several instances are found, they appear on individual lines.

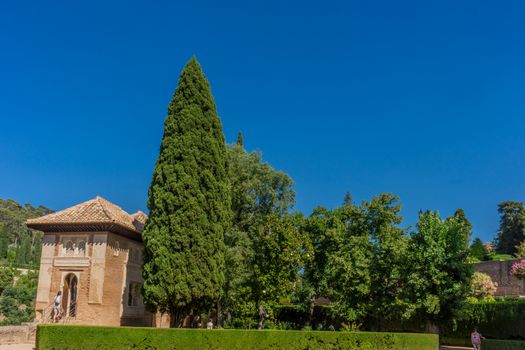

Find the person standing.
xmin=471 ymin=327 xmax=485 ymax=350
xmin=206 ymin=319 xmax=213 ymax=330
xmin=52 ymin=291 xmax=62 ymax=323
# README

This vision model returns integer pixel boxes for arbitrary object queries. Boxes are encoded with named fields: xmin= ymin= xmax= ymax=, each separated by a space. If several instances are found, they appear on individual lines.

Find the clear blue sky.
xmin=1 ymin=1 xmax=524 ymax=242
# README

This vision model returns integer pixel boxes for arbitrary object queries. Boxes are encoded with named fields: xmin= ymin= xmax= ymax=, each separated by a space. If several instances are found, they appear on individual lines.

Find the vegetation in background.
xmin=442 ymin=299 xmax=525 ymax=341
xmin=224 ymin=141 xmax=305 ymax=329
xmin=469 ymin=272 xmax=497 ymax=300
xmin=470 ymin=238 xmax=490 ymax=262
xmin=403 ymin=211 xmax=472 ymax=333
xmin=515 ymin=241 xmax=525 ymax=258
xmin=495 ymin=201 xmax=525 ymax=255
xmin=0 ymin=199 xmax=52 ymax=267
xmin=36 ymin=325 xmax=439 ymax=350
xmin=0 ymin=267 xmax=38 ymax=325
xmin=142 ymin=57 xmax=232 ymax=326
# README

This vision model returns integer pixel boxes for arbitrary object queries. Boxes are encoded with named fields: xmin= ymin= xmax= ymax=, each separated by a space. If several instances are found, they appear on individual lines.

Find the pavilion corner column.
xmin=88 ymin=233 xmax=107 ymax=304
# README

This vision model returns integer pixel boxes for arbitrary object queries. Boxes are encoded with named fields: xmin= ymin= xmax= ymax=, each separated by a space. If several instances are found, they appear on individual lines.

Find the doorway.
xmin=62 ymin=273 xmax=78 ymax=317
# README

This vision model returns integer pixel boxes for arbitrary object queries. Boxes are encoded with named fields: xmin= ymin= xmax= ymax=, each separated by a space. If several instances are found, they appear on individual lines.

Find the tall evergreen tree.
xmin=470 ymin=238 xmax=489 ymax=261
xmin=142 ymin=57 xmax=231 ymax=326
xmin=496 ymin=201 xmax=525 ymax=255
xmin=236 ymin=131 xmax=243 ymax=147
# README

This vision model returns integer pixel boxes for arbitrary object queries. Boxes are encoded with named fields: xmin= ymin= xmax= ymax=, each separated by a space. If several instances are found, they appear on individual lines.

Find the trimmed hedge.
xmin=36 ymin=325 xmax=438 ymax=350
xmin=443 ymin=337 xmax=525 ymax=350
xmin=442 ymin=299 xmax=525 ymax=340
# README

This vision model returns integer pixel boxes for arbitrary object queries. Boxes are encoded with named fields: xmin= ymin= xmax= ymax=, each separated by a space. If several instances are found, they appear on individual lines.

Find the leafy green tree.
xmin=142 ymin=57 xmax=231 ymax=326
xmin=222 ymin=143 xmax=296 ymax=327
xmin=301 ymin=206 xmax=346 ymax=325
xmin=404 ymin=211 xmax=472 ymax=333
xmin=366 ymin=194 xmax=408 ymax=329
xmin=0 ymin=267 xmax=15 ymax=294
xmin=496 ymin=201 xmax=525 ymax=255
xmin=470 ymin=238 xmax=490 ymax=261
xmin=0 ymin=270 xmax=37 ymax=325
xmin=251 ymin=214 xmax=310 ymax=329
xmin=454 ymin=208 xmax=473 ymax=235
xmin=0 ymin=224 xmax=8 ymax=260
xmin=321 ymin=194 xmax=407 ymax=327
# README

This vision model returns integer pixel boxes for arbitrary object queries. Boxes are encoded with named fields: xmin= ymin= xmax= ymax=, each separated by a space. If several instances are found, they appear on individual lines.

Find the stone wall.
xmin=0 ymin=323 xmax=35 ymax=345
xmin=474 ymin=259 xmax=525 ymax=297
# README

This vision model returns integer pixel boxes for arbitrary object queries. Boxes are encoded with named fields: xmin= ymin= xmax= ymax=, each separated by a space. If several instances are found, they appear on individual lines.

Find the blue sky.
xmin=1 ymin=1 xmax=524 ymax=241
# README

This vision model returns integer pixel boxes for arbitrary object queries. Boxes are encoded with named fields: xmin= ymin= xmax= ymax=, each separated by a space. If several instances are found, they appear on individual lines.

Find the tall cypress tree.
xmin=143 ymin=57 xmax=231 ymax=326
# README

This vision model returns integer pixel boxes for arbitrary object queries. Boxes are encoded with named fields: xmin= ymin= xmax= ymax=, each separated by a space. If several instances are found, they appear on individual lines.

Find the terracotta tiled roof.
xmin=26 ymin=196 xmax=147 ymax=234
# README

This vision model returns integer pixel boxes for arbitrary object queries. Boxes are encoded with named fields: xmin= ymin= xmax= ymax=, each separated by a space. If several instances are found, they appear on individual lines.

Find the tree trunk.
xmin=306 ymin=296 xmax=315 ymax=327
xmin=424 ymin=320 xmax=439 ymax=334
xmin=216 ymin=300 xmax=222 ymax=328
xmin=258 ymin=304 xmax=266 ymax=330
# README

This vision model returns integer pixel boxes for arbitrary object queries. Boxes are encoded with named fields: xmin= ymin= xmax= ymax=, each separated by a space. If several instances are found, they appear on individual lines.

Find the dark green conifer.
xmin=236 ymin=131 xmax=243 ymax=147
xmin=142 ymin=57 xmax=231 ymax=326
xmin=496 ymin=201 xmax=525 ymax=255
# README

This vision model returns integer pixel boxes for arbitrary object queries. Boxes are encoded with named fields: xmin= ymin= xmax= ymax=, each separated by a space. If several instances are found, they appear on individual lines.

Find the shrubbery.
xmin=36 ymin=325 xmax=438 ymax=350
xmin=442 ymin=299 xmax=525 ymax=340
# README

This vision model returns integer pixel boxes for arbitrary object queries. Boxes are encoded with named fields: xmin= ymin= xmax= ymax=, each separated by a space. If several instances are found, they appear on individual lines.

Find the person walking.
xmin=52 ymin=291 xmax=62 ymax=323
xmin=471 ymin=327 xmax=485 ymax=350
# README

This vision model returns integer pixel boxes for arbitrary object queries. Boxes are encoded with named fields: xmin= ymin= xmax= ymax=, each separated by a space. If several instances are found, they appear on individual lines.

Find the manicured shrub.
xmin=442 ymin=299 xmax=525 ymax=340
xmin=36 ymin=325 xmax=438 ymax=350
xmin=483 ymin=339 xmax=525 ymax=350
xmin=443 ymin=338 xmax=525 ymax=350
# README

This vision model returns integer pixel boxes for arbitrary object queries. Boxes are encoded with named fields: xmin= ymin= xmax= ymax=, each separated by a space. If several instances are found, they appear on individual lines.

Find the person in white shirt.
xmin=52 ymin=291 xmax=62 ymax=323
xmin=206 ymin=319 xmax=213 ymax=330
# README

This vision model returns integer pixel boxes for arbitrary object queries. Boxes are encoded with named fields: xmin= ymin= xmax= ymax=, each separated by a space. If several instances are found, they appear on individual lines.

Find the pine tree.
xmin=142 ymin=57 xmax=231 ymax=326
xmin=470 ymin=238 xmax=489 ymax=261
xmin=343 ymin=192 xmax=353 ymax=206
xmin=236 ymin=131 xmax=243 ymax=147
xmin=496 ymin=201 xmax=525 ymax=255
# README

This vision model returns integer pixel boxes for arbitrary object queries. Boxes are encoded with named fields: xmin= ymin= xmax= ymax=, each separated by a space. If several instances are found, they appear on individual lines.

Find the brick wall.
xmin=474 ymin=259 xmax=525 ymax=297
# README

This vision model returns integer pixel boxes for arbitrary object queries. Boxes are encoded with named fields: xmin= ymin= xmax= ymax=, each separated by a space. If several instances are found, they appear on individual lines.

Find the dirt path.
xmin=0 ymin=344 xmax=34 ymax=350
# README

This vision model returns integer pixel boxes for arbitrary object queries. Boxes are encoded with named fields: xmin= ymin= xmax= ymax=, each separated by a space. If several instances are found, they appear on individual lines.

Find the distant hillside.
xmin=0 ymin=199 xmax=53 ymax=267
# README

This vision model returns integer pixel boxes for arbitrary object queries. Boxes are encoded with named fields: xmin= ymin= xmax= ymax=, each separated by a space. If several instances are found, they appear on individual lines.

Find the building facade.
xmin=26 ymin=196 xmax=152 ymax=326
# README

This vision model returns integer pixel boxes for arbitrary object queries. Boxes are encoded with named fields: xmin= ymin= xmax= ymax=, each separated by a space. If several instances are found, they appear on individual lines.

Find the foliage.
xmin=470 ymin=238 xmax=490 ymax=262
xmin=442 ymin=299 xmax=525 ymax=340
xmin=0 ymin=270 xmax=38 ymax=325
xmin=510 ymin=260 xmax=525 ymax=280
xmin=36 ymin=325 xmax=439 ymax=350
xmin=403 ymin=211 xmax=472 ymax=331
xmin=515 ymin=241 xmax=525 ymax=259
xmin=142 ymin=57 xmax=231 ymax=324
xmin=442 ymin=338 xmax=525 ymax=350
xmin=0 ymin=266 xmax=15 ymax=294
xmin=250 ymin=214 xmax=311 ymax=329
xmin=0 ymin=199 xmax=52 ymax=266
xmin=495 ymin=201 xmax=525 ymax=255
xmin=223 ymin=142 xmax=298 ymax=328
xmin=470 ymin=272 xmax=497 ymax=300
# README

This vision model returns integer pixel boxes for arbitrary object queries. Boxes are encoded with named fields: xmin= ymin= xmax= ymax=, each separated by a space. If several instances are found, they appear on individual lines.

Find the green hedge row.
xmin=443 ymin=337 xmax=525 ymax=350
xmin=442 ymin=299 xmax=525 ymax=340
xmin=36 ymin=325 xmax=438 ymax=350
